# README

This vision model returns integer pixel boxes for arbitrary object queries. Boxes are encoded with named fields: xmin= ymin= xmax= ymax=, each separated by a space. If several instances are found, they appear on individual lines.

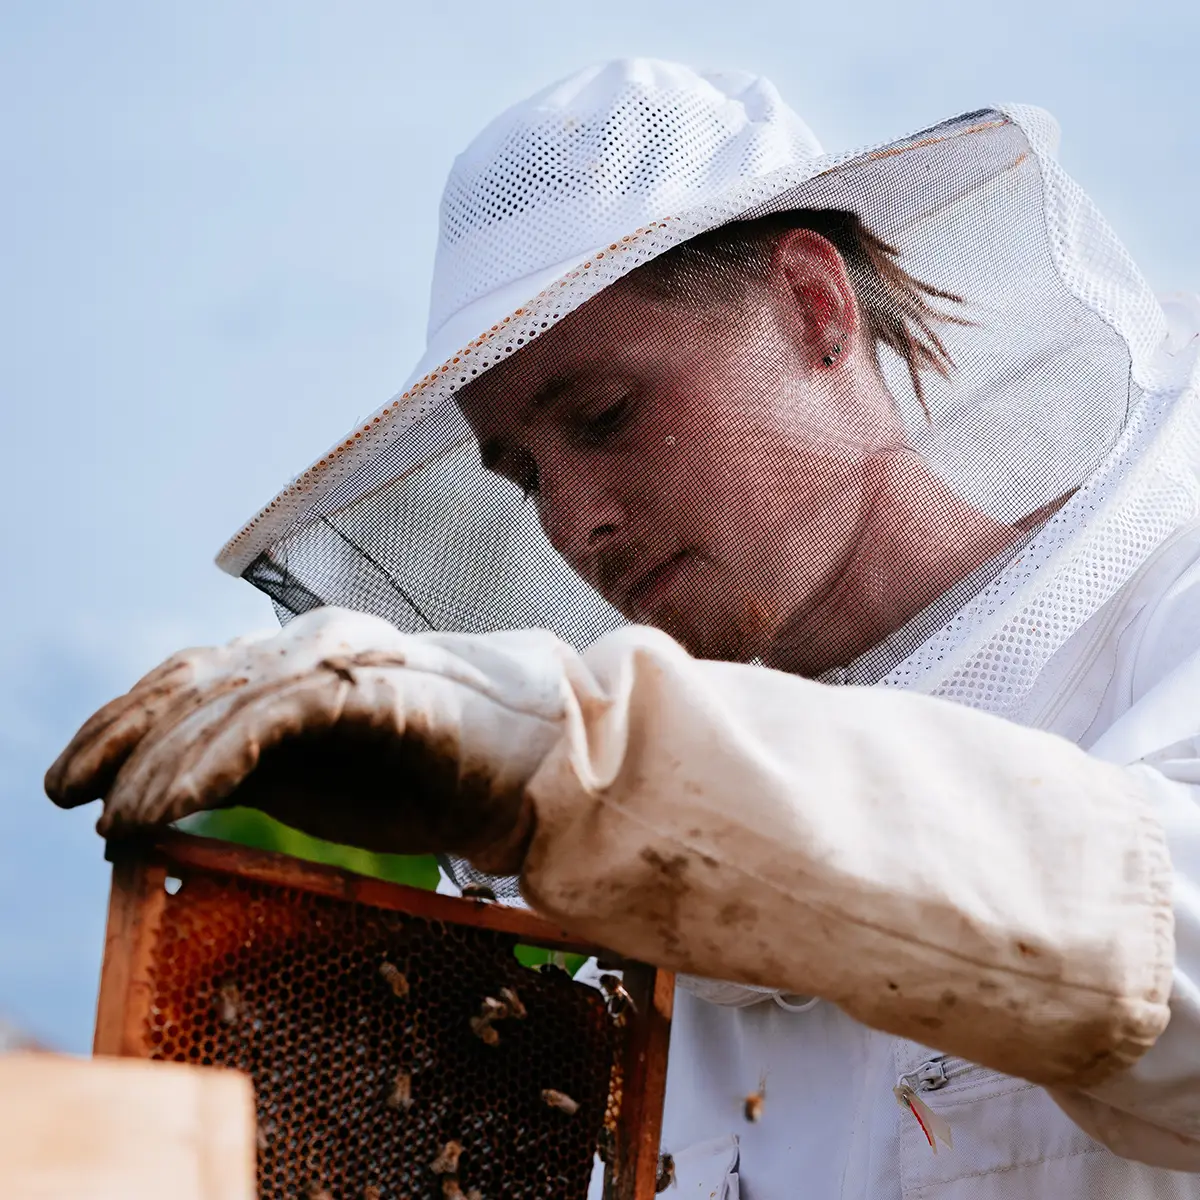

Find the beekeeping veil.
xmin=218 ymin=60 xmax=1200 ymax=897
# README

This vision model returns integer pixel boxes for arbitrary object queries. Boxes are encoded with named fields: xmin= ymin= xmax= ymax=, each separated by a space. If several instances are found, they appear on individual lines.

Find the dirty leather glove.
xmin=45 ymin=607 xmax=573 ymax=874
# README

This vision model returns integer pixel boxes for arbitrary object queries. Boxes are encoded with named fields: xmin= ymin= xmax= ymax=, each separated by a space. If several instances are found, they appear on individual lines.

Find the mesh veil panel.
xmin=248 ymin=116 xmax=1144 ymax=897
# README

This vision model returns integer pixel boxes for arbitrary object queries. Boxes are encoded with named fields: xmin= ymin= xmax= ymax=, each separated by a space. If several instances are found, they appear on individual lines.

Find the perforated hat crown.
xmin=420 ymin=59 xmax=824 ymax=386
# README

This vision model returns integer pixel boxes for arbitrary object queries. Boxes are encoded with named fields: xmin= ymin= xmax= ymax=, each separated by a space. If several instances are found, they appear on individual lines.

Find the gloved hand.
xmin=44 ymin=607 xmax=575 ymax=874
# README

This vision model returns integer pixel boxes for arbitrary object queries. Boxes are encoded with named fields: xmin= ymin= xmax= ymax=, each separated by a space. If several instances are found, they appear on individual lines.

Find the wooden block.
xmin=0 ymin=1053 xmax=255 ymax=1200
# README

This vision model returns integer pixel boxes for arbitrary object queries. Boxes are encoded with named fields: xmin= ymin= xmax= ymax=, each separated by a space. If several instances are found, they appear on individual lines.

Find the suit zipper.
xmin=893 ymin=1056 xmax=972 ymax=1152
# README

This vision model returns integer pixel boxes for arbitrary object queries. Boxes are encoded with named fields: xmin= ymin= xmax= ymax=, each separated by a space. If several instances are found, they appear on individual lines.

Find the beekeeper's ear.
xmin=767 ymin=227 xmax=859 ymax=368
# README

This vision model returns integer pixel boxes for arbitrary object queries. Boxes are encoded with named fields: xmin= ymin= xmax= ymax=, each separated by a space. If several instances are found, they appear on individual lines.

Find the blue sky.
xmin=2 ymin=0 xmax=1198 ymax=1052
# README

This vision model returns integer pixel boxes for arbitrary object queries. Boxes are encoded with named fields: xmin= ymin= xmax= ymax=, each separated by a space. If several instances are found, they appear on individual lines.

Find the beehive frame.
xmin=95 ymin=832 xmax=673 ymax=1199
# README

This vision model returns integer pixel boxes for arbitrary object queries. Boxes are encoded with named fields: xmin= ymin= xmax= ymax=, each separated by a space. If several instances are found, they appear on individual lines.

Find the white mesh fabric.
xmin=884 ymin=375 xmax=1200 ymax=719
xmin=218 ymin=110 xmax=1031 ymax=576
xmin=1006 ymin=103 xmax=1168 ymax=387
xmin=876 ymin=105 xmax=1198 ymax=716
xmin=220 ymin=66 xmax=1200 ymax=734
xmin=429 ymin=61 xmax=824 ymax=343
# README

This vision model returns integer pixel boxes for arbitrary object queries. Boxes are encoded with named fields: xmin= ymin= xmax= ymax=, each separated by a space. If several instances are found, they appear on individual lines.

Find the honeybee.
xmin=469 ymin=1015 xmax=500 ymax=1046
xmin=655 ymin=1152 xmax=677 ymax=1192
xmin=461 ymin=883 xmax=496 ymax=901
xmin=215 ymin=982 xmax=241 ymax=1025
xmin=541 ymin=1088 xmax=580 ymax=1116
xmin=431 ymin=1140 xmax=464 ymax=1175
xmin=743 ymin=1072 xmax=768 ymax=1123
xmin=255 ymin=1117 xmax=277 ymax=1156
xmin=386 ymin=1070 xmax=413 ymax=1111
xmin=498 ymin=986 xmax=526 ymax=1020
xmin=478 ymin=996 xmax=507 ymax=1021
xmin=379 ymin=960 xmax=410 ymax=998
xmin=599 ymin=974 xmax=637 ymax=1017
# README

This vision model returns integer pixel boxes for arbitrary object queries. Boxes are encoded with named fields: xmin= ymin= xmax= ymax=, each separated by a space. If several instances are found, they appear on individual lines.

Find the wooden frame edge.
xmin=143 ymin=830 xmax=617 ymax=956
xmin=612 ymin=966 xmax=674 ymax=1200
xmin=93 ymin=850 xmax=167 ymax=1057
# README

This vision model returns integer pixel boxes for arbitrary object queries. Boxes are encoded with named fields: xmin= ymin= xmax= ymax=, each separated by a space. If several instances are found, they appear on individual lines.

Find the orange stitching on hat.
xmin=869 ymin=119 xmax=1006 ymax=161
xmin=962 ymin=119 xmax=1007 ymax=135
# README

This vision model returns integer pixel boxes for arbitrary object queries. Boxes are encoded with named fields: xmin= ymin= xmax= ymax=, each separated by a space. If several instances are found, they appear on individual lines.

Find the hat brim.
xmin=217 ymin=110 xmax=1027 ymax=577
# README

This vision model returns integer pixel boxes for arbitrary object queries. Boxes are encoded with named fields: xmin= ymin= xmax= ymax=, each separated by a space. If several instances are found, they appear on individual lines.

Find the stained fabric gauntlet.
xmin=523 ymin=623 xmax=1174 ymax=1089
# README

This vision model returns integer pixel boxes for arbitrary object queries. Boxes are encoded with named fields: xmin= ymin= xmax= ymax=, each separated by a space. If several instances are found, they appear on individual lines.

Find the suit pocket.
xmin=896 ymin=1051 xmax=1106 ymax=1198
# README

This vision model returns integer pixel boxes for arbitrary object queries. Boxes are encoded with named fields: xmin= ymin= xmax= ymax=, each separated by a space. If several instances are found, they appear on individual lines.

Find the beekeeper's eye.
xmin=577 ymin=392 xmax=635 ymax=447
xmin=567 ymin=380 xmax=638 ymax=448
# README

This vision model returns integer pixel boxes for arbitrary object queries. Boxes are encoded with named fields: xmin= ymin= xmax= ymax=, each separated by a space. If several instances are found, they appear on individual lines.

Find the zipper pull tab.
xmin=893 ymin=1084 xmax=953 ymax=1153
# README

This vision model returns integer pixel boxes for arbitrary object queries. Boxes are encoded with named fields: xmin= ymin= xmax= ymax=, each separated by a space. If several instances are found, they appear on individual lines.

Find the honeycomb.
xmin=142 ymin=867 xmax=619 ymax=1199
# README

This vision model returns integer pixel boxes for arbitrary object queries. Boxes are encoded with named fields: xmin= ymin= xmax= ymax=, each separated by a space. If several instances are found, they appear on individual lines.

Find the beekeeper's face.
xmin=458 ymin=229 xmax=907 ymax=670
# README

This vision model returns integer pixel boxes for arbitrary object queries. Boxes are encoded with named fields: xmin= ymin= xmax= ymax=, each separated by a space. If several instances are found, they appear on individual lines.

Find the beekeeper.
xmin=47 ymin=60 xmax=1200 ymax=1197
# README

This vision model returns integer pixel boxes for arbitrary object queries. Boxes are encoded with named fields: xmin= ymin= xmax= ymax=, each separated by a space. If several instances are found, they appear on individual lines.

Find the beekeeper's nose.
xmin=538 ymin=467 xmax=625 ymax=570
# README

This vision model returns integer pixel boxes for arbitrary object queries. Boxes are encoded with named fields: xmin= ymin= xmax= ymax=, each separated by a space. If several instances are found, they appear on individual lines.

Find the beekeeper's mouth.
xmin=622 ymin=550 xmax=696 ymax=618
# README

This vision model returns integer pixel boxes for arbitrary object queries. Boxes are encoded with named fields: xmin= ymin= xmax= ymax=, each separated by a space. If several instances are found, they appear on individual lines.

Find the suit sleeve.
xmin=517 ymin=624 xmax=1174 ymax=1101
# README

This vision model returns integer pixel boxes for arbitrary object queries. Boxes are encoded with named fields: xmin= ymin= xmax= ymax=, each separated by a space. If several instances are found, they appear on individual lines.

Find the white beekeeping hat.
xmin=424 ymin=60 xmax=825 ymax=386
xmin=217 ymin=58 xmax=1200 ymax=728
